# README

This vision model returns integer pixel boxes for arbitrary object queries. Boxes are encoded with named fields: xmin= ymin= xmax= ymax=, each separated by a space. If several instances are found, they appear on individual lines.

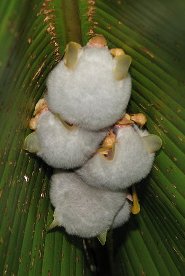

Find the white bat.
xmin=46 ymin=36 xmax=132 ymax=131
xmin=49 ymin=171 xmax=131 ymax=239
xmin=24 ymin=111 xmax=106 ymax=169
xmin=77 ymin=125 xmax=162 ymax=190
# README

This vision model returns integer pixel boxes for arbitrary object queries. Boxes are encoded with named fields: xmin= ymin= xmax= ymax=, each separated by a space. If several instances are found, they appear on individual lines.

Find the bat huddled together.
xmin=24 ymin=35 xmax=162 ymax=245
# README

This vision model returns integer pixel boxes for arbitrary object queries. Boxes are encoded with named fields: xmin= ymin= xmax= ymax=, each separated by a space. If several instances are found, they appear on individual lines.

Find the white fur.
xmin=112 ymin=200 xmax=131 ymax=228
xmin=35 ymin=111 xmax=106 ymax=168
xmin=77 ymin=126 xmax=155 ymax=190
xmin=46 ymin=46 xmax=131 ymax=130
xmin=50 ymin=171 xmax=128 ymax=238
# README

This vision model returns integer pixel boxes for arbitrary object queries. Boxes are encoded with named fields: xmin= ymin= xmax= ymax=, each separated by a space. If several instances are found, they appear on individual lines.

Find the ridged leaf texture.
xmin=0 ymin=0 xmax=185 ymax=275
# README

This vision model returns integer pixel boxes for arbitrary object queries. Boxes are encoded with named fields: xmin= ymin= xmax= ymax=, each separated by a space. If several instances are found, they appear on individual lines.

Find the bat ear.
xmin=131 ymin=186 xmax=140 ymax=215
xmin=47 ymin=218 xmax=60 ymax=232
xmin=97 ymin=230 xmax=108 ymax=246
xmin=64 ymin=42 xmax=82 ymax=69
xmin=23 ymin=132 xmax=40 ymax=153
xmin=142 ymin=134 xmax=162 ymax=153
xmin=113 ymin=53 xmax=132 ymax=80
xmin=110 ymin=48 xmax=125 ymax=57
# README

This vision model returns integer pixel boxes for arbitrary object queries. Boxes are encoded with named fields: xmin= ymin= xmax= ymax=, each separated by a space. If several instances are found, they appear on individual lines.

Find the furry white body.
xmin=77 ymin=126 xmax=155 ymax=190
xmin=46 ymin=46 xmax=132 ymax=130
xmin=50 ymin=172 xmax=130 ymax=238
xmin=35 ymin=111 xmax=106 ymax=168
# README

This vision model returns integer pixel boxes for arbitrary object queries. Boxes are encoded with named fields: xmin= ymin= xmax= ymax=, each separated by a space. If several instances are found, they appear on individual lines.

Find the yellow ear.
xmin=131 ymin=186 xmax=140 ymax=215
xmin=47 ymin=218 xmax=60 ymax=232
xmin=64 ymin=42 xmax=82 ymax=69
xmin=110 ymin=48 xmax=125 ymax=57
xmin=23 ymin=132 xmax=40 ymax=153
xmin=142 ymin=134 xmax=162 ymax=153
xmin=113 ymin=54 xmax=132 ymax=80
xmin=97 ymin=230 xmax=108 ymax=246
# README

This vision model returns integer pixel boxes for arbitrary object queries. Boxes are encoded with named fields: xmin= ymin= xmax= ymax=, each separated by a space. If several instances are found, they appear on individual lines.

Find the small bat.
xmin=49 ymin=171 xmax=131 ymax=239
xmin=77 ymin=125 xmax=162 ymax=190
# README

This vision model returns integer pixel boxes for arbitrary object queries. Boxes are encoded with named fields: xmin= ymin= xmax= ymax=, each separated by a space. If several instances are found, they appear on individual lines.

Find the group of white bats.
xmin=24 ymin=35 xmax=162 ymax=245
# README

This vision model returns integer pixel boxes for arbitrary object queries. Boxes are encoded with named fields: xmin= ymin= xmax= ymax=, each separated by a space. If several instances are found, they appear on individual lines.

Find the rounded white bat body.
xmin=35 ymin=111 xmax=106 ymax=168
xmin=77 ymin=126 xmax=155 ymax=190
xmin=50 ymin=171 xmax=129 ymax=238
xmin=46 ymin=46 xmax=131 ymax=131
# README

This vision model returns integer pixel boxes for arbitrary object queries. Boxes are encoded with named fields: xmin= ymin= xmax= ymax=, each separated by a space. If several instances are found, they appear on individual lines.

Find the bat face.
xmin=25 ymin=111 xmax=107 ymax=169
xmin=46 ymin=43 xmax=132 ymax=130
xmin=49 ymin=171 xmax=128 ymax=238
xmin=77 ymin=126 xmax=155 ymax=190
